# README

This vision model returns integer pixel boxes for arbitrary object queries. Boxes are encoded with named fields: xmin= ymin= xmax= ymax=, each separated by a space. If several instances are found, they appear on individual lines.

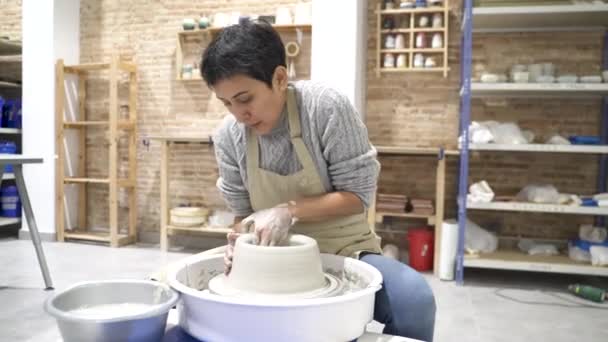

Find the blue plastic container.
xmin=1 ymin=99 xmax=12 ymax=128
xmin=581 ymin=197 xmax=599 ymax=207
xmin=1 ymin=185 xmax=21 ymax=218
xmin=1 ymin=99 xmax=21 ymax=128
xmin=15 ymin=100 xmax=21 ymax=129
xmin=570 ymin=238 xmax=608 ymax=252
xmin=0 ymin=141 xmax=17 ymax=173
xmin=569 ymin=136 xmax=601 ymax=145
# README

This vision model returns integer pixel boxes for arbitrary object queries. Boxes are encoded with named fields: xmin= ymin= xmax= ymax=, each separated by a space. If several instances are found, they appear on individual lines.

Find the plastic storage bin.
xmin=0 ymin=141 xmax=17 ymax=173
xmin=407 ymin=227 xmax=434 ymax=272
xmin=1 ymin=185 xmax=21 ymax=217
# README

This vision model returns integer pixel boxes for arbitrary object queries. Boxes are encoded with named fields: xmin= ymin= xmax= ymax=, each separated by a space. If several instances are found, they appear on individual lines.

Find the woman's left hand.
xmin=241 ymin=205 xmax=295 ymax=246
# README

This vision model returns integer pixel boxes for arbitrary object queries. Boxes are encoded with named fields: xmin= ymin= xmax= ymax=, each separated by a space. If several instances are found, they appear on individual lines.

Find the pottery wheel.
xmin=208 ymin=272 xmax=344 ymax=299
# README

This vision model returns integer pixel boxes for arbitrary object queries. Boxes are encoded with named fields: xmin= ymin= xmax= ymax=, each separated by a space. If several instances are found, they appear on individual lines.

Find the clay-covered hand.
xmin=241 ymin=205 xmax=295 ymax=246
xmin=224 ymin=222 xmax=250 ymax=275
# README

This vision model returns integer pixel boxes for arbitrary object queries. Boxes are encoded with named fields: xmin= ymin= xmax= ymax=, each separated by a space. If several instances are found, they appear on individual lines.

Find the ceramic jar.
xmin=383 ymin=17 xmax=395 ymax=29
xmin=385 ymin=35 xmax=396 ymax=49
xmin=431 ymin=33 xmax=443 ymax=48
xmin=396 ymin=54 xmax=407 ymax=68
xmin=432 ymin=13 xmax=443 ymax=28
xmin=413 ymin=53 xmax=424 ymax=68
xmin=418 ymin=15 xmax=430 ymax=27
xmin=384 ymin=53 xmax=396 ymax=68
xmin=182 ymin=64 xmax=193 ymax=79
xmin=395 ymin=34 xmax=406 ymax=49
xmin=415 ymin=33 xmax=427 ymax=48
xmin=182 ymin=18 xmax=196 ymax=30
xmin=198 ymin=15 xmax=210 ymax=29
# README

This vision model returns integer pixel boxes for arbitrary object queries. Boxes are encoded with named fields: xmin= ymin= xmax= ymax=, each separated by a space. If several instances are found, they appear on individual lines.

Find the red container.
xmin=407 ymin=228 xmax=434 ymax=272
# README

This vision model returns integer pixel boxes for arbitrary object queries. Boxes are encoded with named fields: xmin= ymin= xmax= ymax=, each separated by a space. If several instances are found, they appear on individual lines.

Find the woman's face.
xmin=212 ymin=67 xmax=287 ymax=135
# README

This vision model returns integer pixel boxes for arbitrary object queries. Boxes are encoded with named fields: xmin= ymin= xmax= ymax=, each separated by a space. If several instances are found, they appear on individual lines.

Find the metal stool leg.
xmin=14 ymin=165 xmax=53 ymax=290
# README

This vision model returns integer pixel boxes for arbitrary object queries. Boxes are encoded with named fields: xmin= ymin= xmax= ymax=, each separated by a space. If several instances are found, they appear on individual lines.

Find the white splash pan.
xmin=167 ymin=250 xmax=382 ymax=342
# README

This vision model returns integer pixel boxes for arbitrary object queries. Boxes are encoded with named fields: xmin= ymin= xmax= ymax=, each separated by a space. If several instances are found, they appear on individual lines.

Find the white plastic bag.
xmin=546 ymin=134 xmax=571 ymax=145
xmin=465 ymin=219 xmax=498 ymax=254
xmin=590 ymin=246 xmax=608 ymax=266
xmin=558 ymin=194 xmax=582 ymax=206
xmin=469 ymin=121 xmax=494 ymax=143
xmin=467 ymin=180 xmax=495 ymax=203
xmin=568 ymin=243 xmax=591 ymax=262
xmin=488 ymin=122 xmax=529 ymax=145
xmin=579 ymin=224 xmax=608 ymax=243
xmin=382 ymin=244 xmax=400 ymax=261
xmin=518 ymin=239 xmax=559 ymax=256
xmin=208 ymin=210 xmax=235 ymax=228
xmin=516 ymin=184 xmax=560 ymax=204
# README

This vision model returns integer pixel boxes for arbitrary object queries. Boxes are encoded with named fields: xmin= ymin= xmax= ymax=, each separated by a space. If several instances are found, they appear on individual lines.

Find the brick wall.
xmin=79 ymin=0 xmax=310 ymax=242
xmin=0 ymin=1 xmax=22 ymax=98
xmin=0 ymin=0 xmax=21 ymax=41
xmin=77 ymin=0 xmax=604 ymax=246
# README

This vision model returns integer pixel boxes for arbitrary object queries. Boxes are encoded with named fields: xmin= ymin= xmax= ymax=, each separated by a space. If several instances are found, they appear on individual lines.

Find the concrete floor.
xmin=1 ymin=237 xmax=608 ymax=342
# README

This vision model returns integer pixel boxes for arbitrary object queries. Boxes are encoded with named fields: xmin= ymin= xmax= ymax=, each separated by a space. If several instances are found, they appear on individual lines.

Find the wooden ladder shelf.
xmin=55 ymin=54 xmax=138 ymax=247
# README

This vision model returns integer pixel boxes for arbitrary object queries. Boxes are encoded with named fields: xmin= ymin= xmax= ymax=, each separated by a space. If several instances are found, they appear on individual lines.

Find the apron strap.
xmin=287 ymin=87 xmax=301 ymax=139
xmin=286 ymin=87 xmax=318 ymax=172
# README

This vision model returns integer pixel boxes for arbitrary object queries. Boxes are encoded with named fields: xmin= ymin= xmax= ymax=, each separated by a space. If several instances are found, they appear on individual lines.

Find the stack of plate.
xmin=170 ymin=207 xmax=209 ymax=227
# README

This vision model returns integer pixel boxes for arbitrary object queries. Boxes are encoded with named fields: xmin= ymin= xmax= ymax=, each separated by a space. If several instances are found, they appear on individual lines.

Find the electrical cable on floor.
xmin=494 ymin=289 xmax=608 ymax=310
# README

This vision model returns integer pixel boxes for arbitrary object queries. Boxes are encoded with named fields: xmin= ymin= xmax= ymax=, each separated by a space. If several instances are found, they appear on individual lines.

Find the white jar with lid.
xmin=431 ymin=33 xmax=443 ymax=48
xmin=385 ymin=34 xmax=396 ymax=49
xmin=415 ymin=33 xmax=426 ymax=48
xmin=432 ymin=13 xmax=443 ymax=28
xmin=396 ymin=54 xmax=407 ymax=68
xmin=413 ymin=53 xmax=424 ymax=68
xmin=383 ymin=53 xmax=396 ymax=68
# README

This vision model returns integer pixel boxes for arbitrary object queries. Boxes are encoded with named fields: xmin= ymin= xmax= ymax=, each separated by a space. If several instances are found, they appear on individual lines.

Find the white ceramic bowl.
xmin=168 ymin=251 xmax=383 ymax=342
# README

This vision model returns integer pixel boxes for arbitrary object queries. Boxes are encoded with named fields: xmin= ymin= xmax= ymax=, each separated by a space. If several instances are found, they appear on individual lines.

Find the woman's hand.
xmin=241 ymin=205 xmax=295 ymax=246
xmin=224 ymin=221 xmax=248 ymax=275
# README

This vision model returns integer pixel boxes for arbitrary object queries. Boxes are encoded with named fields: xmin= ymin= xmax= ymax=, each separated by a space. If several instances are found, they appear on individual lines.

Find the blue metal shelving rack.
xmin=456 ymin=0 xmax=473 ymax=285
xmin=455 ymin=1 xmax=608 ymax=285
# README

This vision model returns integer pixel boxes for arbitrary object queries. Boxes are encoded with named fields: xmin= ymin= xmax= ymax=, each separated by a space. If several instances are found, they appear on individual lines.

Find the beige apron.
xmin=246 ymin=86 xmax=381 ymax=258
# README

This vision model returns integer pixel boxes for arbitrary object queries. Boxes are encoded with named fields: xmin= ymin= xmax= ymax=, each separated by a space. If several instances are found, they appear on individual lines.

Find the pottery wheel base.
xmin=208 ymin=272 xmax=344 ymax=299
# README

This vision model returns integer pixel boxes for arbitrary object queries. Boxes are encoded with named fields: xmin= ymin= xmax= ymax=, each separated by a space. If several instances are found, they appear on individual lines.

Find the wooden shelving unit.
xmin=148 ymin=136 xmax=231 ymax=252
xmin=176 ymin=24 xmax=312 ymax=81
xmin=376 ymin=1 xmax=450 ymax=77
xmin=372 ymin=146 xmax=458 ymax=275
xmin=55 ymin=55 xmax=138 ymax=247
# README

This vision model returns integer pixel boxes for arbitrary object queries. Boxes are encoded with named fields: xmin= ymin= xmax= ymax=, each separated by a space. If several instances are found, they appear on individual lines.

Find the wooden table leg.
xmin=15 ymin=165 xmax=53 ymax=290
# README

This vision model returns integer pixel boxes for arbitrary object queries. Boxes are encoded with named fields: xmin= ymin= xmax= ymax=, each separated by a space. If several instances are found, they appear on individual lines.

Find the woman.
xmin=202 ymin=20 xmax=436 ymax=342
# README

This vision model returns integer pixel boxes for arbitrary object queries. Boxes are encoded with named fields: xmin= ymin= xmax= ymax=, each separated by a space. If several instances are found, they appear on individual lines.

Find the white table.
xmin=0 ymin=156 xmax=53 ymax=289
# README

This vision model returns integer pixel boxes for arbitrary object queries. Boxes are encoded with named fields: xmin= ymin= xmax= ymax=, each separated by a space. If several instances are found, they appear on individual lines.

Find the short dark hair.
xmin=201 ymin=20 xmax=286 ymax=88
